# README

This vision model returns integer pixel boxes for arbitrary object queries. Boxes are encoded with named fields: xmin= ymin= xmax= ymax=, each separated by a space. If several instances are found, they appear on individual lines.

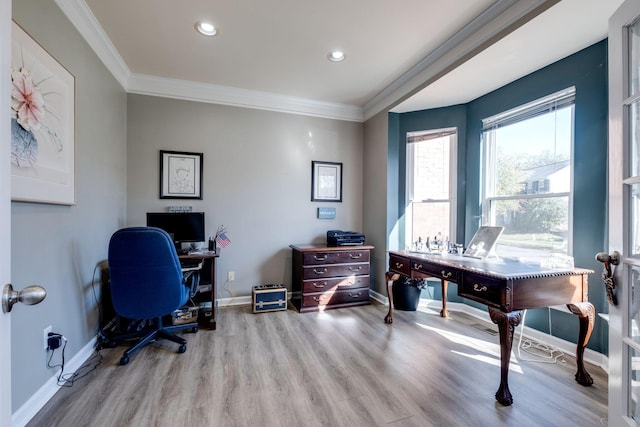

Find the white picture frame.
xmin=10 ymin=22 xmax=76 ymax=205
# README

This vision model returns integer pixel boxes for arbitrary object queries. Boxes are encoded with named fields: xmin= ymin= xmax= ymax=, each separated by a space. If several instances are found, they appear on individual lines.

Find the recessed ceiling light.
xmin=328 ymin=51 xmax=345 ymax=62
xmin=195 ymin=21 xmax=217 ymax=36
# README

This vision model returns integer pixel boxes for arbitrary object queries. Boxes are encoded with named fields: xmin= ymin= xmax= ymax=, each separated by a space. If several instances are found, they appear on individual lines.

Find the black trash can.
xmin=392 ymin=277 xmax=423 ymax=311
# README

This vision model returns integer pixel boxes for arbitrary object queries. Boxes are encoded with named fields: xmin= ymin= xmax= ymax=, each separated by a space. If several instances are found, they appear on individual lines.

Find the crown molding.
xmin=362 ymin=0 xmax=560 ymax=121
xmin=54 ymin=0 xmax=130 ymax=89
xmin=55 ymin=0 xmax=363 ymax=122
xmin=128 ymin=73 xmax=363 ymax=122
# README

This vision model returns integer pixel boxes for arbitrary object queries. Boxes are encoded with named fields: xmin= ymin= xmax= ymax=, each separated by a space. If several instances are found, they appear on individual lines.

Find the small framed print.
xmin=311 ymin=161 xmax=342 ymax=202
xmin=159 ymin=150 xmax=203 ymax=199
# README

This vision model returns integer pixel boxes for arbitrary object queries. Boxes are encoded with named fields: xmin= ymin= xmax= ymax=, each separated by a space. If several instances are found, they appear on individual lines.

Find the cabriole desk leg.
xmin=566 ymin=302 xmax=595 ymax=386
xmin=440 ymin=279 xmax=449 ymax=317
xmin=488 ymin=307 xmax=523 ymax=406
xmin=384 ymin=272 xmax=400 ymax=324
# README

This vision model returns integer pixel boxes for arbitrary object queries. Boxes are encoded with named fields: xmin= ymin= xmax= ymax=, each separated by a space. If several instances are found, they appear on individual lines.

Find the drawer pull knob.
xmin=414 ymin=263 xmax=423 ymax=270
xmin=395 ymin=262 xmax=404 ymax=269
xmin=313 ymin=268 xmax=328 ymax=274
xmin=349 ymin=266 xmax=362 ymax=272
xmin=313 ymin=282 xmax=327 ymax=288
xmin=313 ymin=255 xmax=328 ymax=261
xmin=441 ymin=270 xmax=452 ymax=279
xmin=473 ymin=284 xmax=488 ymax=292
xmin=349 ymin=253 xmax=362 ymax=259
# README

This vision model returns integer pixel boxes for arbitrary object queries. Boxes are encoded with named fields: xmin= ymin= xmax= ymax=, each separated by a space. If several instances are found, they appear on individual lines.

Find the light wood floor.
xmin=28 ymin=302 xmax=608 ymax=427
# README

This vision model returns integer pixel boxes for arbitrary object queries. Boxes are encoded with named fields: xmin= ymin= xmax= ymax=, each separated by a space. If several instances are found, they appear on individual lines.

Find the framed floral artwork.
xmin=10 ymin=22 xmax=75 ymax=205
xmin=311 ymin=161 xmax=342 ymax=202
xmin=159 ymin=150 xmax=203 ymax=199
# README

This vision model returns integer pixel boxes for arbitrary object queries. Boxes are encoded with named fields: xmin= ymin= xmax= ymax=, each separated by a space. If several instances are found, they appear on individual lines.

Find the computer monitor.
xmin=146 ymin=212 xmax=205 ymax=246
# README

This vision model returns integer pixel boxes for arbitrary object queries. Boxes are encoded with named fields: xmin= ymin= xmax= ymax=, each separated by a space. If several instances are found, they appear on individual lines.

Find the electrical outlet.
xmin=227 ymin=271 xmax=235 ymax=281
xmin=44 ymin=325 xmax=52 ymax=350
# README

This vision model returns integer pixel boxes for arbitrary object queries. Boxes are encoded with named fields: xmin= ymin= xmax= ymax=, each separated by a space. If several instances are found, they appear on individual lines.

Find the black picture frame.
xmin=159 ymin=150 xmax=203 ymax=199
xmin=311 ymin=161 xmax=342 ymax=202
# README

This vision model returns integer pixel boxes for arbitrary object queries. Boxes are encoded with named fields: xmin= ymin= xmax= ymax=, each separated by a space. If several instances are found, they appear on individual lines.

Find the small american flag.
xmin=215 ymin=231 xmax=231 ymax=248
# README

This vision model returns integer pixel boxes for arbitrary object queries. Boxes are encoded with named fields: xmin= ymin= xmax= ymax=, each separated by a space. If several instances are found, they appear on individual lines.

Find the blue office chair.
xmin=107 ymin=226 xmax=198 ymax=365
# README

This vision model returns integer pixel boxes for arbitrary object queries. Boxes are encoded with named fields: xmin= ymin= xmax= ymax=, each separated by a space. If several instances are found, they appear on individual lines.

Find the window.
xmin=481 ymin=87 xmax=575 ymax=260
xmin=405 ymin=128 xmax=457 ymax=251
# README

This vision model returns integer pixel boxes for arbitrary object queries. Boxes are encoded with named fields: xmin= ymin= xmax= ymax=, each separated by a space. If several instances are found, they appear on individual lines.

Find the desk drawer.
xmin=303 ymin=250 xmax=369 ymax=265
xmin=459 ymin=273 xmax=510 ymax=311
xmin=302 ymin=288 xmax=369 ymax=308
xmin=302 ymin=263 xmax=369 ymax=279
xmin=410 ymin=260 xmax=459 ymax=283
xmin=303 ymin=275 xmax=369 ymax=293
xmin=389 ymin=254 xmax=410 ymax=276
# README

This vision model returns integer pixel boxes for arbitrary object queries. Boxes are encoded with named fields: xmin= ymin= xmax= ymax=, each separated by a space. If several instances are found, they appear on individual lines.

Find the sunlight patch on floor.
xmin=414 ymin=321 xmax=526 ymax=374
xmin=450 ymin=350 xmax=524 ymax=374
xmin=414 ymin=322 xmax=499 ymax=356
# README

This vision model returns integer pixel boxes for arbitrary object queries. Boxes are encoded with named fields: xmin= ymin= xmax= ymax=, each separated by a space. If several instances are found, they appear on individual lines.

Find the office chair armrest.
xmin=182 ymin=270 xmax=200 ymax=298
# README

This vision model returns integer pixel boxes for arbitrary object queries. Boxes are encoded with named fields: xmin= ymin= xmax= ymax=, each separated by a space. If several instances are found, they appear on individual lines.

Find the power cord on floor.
xmin=516 ymin=309 xmax=566 ymax=365
xmin=47 ymin=337 xmax=104 ymax=387
xmin=219 ymin=279 xmax=236 ymax=307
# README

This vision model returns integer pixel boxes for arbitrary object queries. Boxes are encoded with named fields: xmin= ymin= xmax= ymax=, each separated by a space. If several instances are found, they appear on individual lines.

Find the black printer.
xmin=327 ymin=230 xmax=366 ymax=246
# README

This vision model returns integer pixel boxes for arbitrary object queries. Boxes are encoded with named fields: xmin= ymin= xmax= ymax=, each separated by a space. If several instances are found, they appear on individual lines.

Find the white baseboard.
xmin=369 ymin=289 xmax=608 ymax=372
xmin=12 ymin=337 xmax=98 ymax=427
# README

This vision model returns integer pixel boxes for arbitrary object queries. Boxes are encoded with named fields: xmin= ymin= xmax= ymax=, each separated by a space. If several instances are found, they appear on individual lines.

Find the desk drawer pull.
xmin=313 ymin=254 xmax=328 ymax=261
xmin=441 ymin=270 xmax=452 ymax=279
xmin=348 ymin=266 xmax=362 ymax=272
xmin=394 ymin=262 xmax=404 ymax=269
xmin=313 ymin=268 xmax=328 ymax=275
xmin=349 ymin=253 xmax=363 ymax=259
xmin=313 ymin=296 xmax=327 ymax=302
xmin=414 ymin=263 xmax=423 ymax=270
xmin=473 ymin=284 xmax=487 ymax=292
xmin=348 ymin=292 xmax=362 ymax=298
xmin=312 ymin=282 xmax=327 ymax=288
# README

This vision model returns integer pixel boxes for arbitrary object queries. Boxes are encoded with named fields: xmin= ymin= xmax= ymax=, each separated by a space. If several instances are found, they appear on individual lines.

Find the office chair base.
xmin=116 ymin=321 xmax=197 ymax=365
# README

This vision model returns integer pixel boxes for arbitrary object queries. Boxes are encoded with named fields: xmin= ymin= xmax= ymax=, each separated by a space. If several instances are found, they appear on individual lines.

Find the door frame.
xmin=1 ymin=0 xmax=13 ymax=425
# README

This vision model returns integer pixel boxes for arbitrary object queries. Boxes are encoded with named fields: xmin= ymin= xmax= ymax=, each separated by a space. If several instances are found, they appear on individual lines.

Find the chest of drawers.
xmin=290 ymin=244 xmax=374 ymax=313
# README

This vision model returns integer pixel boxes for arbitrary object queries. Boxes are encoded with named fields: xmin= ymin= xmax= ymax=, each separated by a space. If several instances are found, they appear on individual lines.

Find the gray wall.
xmin=363 ymin=111 xmax=390 ymax=296
xmin=11 ymin=0 xmax=127 ymax=411
xmin=126 ymin=94 xmax=364 ymax=297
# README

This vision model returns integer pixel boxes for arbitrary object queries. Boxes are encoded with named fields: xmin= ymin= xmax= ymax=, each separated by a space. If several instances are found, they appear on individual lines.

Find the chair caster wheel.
xmin=120 ymin=356 xmax=129 ymax=365
xmin=178 ymin=344 xmax=187 ymax=353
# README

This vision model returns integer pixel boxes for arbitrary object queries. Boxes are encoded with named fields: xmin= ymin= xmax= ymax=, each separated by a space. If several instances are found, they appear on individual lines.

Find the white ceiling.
xmin=56 ymin=0 xmax=622 ymax=121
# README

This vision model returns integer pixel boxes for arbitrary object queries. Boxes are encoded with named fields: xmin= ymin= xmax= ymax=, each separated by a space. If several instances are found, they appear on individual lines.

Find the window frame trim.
xmin=405 ymin=127 xmax=458 ymax=247
xmin=480 ymin=89 xmax=576 ymax=256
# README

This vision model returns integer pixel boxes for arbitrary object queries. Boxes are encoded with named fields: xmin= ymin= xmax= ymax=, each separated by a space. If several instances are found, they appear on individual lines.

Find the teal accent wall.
xmin=391 ymin=40 xmax=609 ymax=354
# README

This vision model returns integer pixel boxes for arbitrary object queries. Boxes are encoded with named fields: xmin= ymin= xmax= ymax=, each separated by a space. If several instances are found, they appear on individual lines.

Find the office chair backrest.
xmin=108 ymin=227 xmax=189 ymax=319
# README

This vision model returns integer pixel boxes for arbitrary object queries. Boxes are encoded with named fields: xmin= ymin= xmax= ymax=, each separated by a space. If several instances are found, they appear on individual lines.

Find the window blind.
xmin=482 ymin=87 xmax=576 ymax=131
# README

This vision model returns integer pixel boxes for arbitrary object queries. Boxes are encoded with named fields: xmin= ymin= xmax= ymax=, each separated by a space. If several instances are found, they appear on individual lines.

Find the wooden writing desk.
xmin=386 ymin=250 xmax=595 ymax=406
xmin=179 ymin=251 xmax=219 ymax=330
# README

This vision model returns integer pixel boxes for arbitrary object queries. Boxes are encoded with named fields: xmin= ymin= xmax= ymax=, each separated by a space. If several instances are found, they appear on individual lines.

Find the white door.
xmin=608 ymin=1 xmax=640 ymax=425
xmin=0 ymin=0 xmax=12 ymax=425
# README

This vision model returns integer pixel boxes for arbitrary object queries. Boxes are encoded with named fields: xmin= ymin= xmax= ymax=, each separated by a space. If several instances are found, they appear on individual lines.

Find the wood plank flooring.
xmin=27 ymin=302 xmax=608 ymax=427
